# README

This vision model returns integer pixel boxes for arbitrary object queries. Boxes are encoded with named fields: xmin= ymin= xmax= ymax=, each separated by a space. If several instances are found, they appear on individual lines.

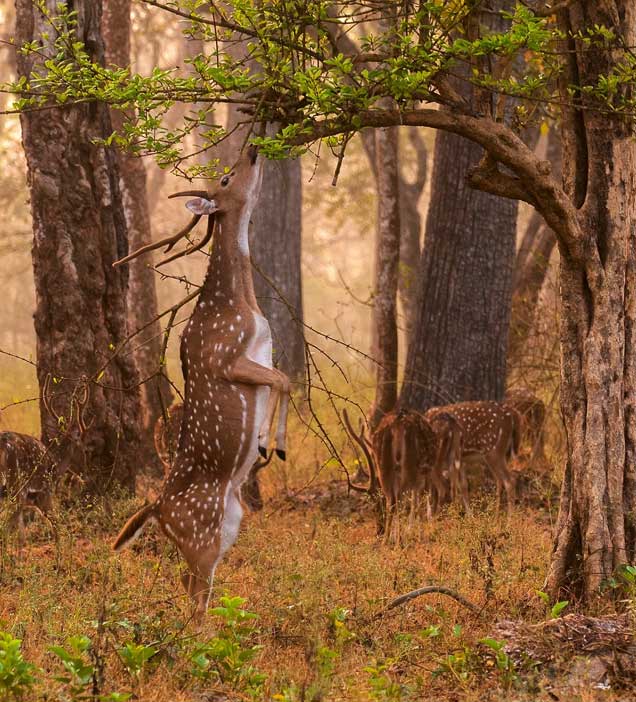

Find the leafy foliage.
xmin=0 ymin=633 xmax=38 ymax=701
xmin=4 ymin=1 xmax=634 ymax=177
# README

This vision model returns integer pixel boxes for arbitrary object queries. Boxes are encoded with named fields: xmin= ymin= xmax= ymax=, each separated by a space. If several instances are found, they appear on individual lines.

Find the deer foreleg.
xmin=226 ymin=358 xmax=290 ymax=456
xmin=273 ymin=369 xmax=290 ymax=460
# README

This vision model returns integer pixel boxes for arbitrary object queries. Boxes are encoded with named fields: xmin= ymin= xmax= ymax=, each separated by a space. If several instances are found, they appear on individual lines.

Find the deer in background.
xmin=154 ymin=401 xmax=272 ymax=511
xmin=0 ymin=375 xmax=88 ymax=545
xmin=425 ymin=410 xmax=465 ymax=516
xmin=113 ymin=146 xmax=291 ymax=622
xmin=344 ymin=408 xmax=438 ymax=544
xmin=425 ymin=401 xmax=522 ymax=514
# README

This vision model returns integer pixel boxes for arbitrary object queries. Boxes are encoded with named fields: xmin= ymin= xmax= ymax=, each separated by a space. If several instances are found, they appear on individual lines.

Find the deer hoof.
xmin=276 ymin=449 xmax=286 ymax=461
xmin=258 ymin=445 xmax=267 ymax=458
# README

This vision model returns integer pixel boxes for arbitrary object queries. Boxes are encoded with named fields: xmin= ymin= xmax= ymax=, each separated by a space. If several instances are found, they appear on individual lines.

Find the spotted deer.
xmin=369 ymin=409 xmax=438 ymax=544
xmin=425 ymin=411 xmax=465 ymax=516
xmin=113 ymin=146 xmax=290 ymax=621
xmin=424 ymin=401 xmax=522 ymax=513
xmin=0 ymin=376 xmax=88 ymax=544
xmin=154 ymin=401 xmax=271 ymax=511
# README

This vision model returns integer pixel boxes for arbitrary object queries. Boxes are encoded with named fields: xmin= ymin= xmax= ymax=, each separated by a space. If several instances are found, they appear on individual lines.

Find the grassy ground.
xmin=0 ymin=375 xmax=630 ymax=701
xmin=2 ymin=460 xmax=631 ymax=702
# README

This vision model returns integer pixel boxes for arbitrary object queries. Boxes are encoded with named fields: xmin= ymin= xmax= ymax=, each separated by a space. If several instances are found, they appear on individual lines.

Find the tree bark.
xmin=222 ymin=105 xmax=305 ymax=382
xmin=398 ymin=129 xmax=427 ymax=348
xmin=16 ymin=0 xmax=141 ymax=492
xmin=399 ymin=128 xmax=518 ymax=411
xmin=544 ymin=0 xmax=636 ymax=601
xmin=102 ymin=0 xmax=172 ymax=473
xmin=369 ymin=125 xmax=401 ymax=429
xmin=250 ymin=154 xmax=305 ymax=381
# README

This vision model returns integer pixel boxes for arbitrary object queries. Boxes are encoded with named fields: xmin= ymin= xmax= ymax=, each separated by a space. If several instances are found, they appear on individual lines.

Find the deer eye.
xmin=221 ymin=175 xmax=231 ymax=187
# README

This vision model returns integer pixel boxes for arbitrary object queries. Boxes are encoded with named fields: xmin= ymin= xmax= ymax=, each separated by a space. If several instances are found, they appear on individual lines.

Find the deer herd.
xmin=0 ymin=146 xmax=548 ymax=621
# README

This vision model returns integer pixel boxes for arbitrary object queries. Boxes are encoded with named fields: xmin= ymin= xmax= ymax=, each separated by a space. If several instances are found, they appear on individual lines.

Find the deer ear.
xmin=185 ymin=197 xmax=217 ymax=215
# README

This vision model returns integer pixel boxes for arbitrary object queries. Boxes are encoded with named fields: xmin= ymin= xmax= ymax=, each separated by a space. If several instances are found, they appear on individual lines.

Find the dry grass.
xmin=1 ymin=458 xmax=630 ymax=702
xmin=0 ymin=369 xmax=630 ymax=701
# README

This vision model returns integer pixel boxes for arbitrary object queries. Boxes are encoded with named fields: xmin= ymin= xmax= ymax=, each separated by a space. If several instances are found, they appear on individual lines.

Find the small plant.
xmin=50 ymin=634 xmax=95 ymax=699
xmin=328 ymin=607 xmax=356 ymax=648
xmin=0 ymin=633 xmax=38 ymax=701
xmin=364 ymin=660 xmax=404 ymax=701
xmin=187 ymin=595 xmax=265 ymax=697
xmin=479 ymin=638 xmax=518 ymax=688
xmin=118 ymin=642 xmax=158 ymax=679
xmin=536 ymin=590 xmax=569 ymax=618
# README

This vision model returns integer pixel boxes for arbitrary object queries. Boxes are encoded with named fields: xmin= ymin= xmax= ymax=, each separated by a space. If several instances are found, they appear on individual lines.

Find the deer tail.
xmin=113 ymin=502 xmax=157 ymax=551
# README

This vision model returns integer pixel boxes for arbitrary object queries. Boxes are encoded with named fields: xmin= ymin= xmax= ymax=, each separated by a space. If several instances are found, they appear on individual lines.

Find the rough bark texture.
xmin=369 ymin=126 xmax=401 ymax=429
xmin=545 ymin=0 xmax=636 ymax=600
xmin=16 ymin=0 xmax=141 ymax=492
xmin=399 ymin=127 xmax=518 ymax=411
xmin=250 ymin=154 xmax=305 ymax=381
xmin=102 ymin=0 xmax=172 ymax=473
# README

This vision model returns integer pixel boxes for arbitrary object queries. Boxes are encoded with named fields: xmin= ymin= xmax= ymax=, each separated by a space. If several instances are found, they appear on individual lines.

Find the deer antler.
xmin=113 ymin=214 xmax=203 ymax=267
xmin=71 ymin=378 xmax=91 ymax=435
xmin=42 ymin=373 xmax=63 ymax=426
xmin=342 ymin=408 xmax=377 ymax=492
xmin=156 ymin=215 xmax=215 ymax=268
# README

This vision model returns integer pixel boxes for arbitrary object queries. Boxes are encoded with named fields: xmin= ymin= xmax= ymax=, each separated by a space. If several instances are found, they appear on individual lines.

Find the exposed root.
xmin=385 ymin=585 xmax=481 ymax=615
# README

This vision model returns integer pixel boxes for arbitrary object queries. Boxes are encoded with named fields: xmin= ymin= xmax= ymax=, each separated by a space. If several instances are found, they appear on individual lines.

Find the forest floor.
xmin=2 ymin=459 xmax=636 ymax=702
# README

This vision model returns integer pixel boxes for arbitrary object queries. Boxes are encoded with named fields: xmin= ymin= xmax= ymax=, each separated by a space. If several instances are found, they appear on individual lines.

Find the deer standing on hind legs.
xmin=113 ymin=146 xmax=290 ymax=623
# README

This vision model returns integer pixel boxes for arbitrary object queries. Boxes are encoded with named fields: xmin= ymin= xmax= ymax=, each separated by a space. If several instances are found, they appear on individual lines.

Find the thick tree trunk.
xmin=399 ymin=128 xmax=518 ymax=411
xmin=250 ymin=155 xmax=305 ymax=381
xmin=16 ymin=0 xmax=141 ymax=492
xmin=545 ymin=0 xmax=636 ymax=600
xmin=102 ymin=0 xmax=172 ymax=474
xmin=369 ymin=126 xmax=401 ymax=429
xmin=221 ymin=104 xmax=305 ymax=382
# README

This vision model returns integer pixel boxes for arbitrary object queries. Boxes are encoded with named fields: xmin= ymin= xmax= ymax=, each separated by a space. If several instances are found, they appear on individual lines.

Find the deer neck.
xmin=198 ymin=207 xmax=258 ymax=311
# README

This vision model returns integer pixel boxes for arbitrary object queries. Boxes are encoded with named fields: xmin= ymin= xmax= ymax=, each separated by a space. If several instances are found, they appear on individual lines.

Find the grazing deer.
xmin=425 ymin=411 xmax=465 ymax=516
xmin=504 ymin=389 xmax=547 ymax=466
xmin=364 ymin=409 xmax=438 ymax=544
xmin=154 ymin=401 xmax=271 ymax=511
xmin=0 ymin=376 xmax=88 ymax=544
xmin=425 ymin=401 xmax=522 ymax=513
xmin=113 ymin=146 xmax=291 ymax=621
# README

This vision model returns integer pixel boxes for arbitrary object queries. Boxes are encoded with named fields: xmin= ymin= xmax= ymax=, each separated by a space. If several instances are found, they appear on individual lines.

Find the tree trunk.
xmin=250 ymin=155 xmax=305 ymax=382
xmin=16 ymin=0 xmax=141 ymax=492
xmin=369 ymin=125 xmax=401 ymax=429
xmin=399 ymin=128 xmax=518 ymax=411
xmin=102 ymin=0 xmax=172 ymax=473
xmin=545 ymin=0 xmax=636 ymax=601
xmin=398 ymin=129 xmax=427 ymax=348
xmin=222 ymin=105 xmax=305 ymax=382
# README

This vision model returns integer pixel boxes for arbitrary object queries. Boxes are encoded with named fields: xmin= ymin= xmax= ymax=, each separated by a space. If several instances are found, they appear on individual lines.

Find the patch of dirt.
xmin=269 ymin=479 xmax=375 ymax=518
